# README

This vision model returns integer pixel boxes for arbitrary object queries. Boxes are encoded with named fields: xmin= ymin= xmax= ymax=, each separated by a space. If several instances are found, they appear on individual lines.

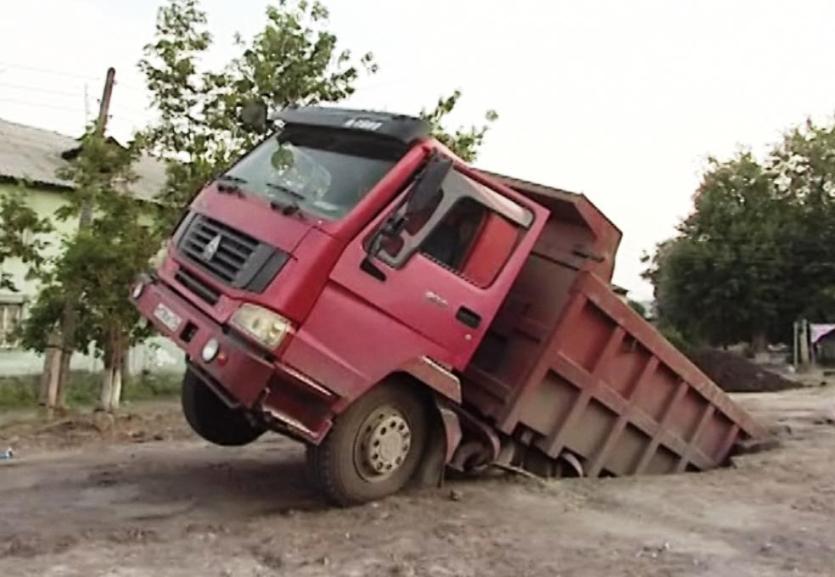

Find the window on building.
xmin=0 ymin=302 xmax=24 ymax=349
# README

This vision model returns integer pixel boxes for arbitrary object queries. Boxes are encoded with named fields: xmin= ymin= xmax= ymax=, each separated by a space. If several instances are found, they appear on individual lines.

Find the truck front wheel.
xmin=307 ymin=381 xmax=428 ymax=506
xmin=181 ymin=368 xmax=264 ymax=446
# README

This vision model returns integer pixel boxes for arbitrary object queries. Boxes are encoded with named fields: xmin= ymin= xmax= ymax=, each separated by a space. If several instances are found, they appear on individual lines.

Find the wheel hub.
xmin=357 ymin=408 xmax=412 ymax=480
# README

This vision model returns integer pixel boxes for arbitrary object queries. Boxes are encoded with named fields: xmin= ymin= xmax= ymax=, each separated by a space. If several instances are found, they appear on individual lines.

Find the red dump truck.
xmin=132 ymin=106 xmax=764 ymax=505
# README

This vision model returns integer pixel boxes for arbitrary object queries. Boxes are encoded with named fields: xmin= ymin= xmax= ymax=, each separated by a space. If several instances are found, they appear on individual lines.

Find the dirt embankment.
xmin=689 ymin=349 xmax=800 ymax=393
xmin=0 ymin=401 xmax=192 ymax=453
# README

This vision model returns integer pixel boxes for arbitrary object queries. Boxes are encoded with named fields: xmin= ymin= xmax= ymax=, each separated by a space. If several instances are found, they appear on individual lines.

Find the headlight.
xmin=229 ymin=303 xmax=293 ymax=350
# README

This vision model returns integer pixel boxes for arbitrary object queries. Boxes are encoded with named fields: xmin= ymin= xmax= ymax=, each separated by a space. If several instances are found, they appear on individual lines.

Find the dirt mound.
xmin=689 ymin=349 xmax=800 ymax=393
xmin=0 ymin=402 xmax=192 ymax=453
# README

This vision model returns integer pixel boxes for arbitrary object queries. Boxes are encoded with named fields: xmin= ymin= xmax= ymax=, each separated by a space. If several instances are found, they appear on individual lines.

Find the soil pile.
xmin=0 ymin=404 xmax=191 ymax=452
xmin=689 ymin=349 xmax=800 ymax=393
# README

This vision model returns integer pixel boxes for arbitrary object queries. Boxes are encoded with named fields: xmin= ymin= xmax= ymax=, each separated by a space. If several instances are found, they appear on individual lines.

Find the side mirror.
xmin=240 ymin=100 xmax=269 ymax=133
xmin=405 ymin=155 xmax=453 ymax=218
xmin=359 ymin=155 xmax=452 ymax=282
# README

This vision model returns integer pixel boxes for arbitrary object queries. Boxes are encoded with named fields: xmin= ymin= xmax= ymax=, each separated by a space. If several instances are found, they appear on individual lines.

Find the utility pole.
xmin=80 ymin=67 xmax=115 ymax=226
xmin=45 ymin=68 xmax=116 ymax=414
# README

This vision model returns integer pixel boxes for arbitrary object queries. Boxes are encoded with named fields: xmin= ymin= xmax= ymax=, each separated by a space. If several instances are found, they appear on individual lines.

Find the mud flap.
xmin=411 ymin=398 xmax=462 ymax=487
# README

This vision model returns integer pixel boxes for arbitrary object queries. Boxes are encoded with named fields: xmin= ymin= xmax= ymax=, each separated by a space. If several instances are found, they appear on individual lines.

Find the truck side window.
xmin=421 ymin=198 xmax=485 ymax=269
xmin=377 ymin=168 xmax=531 ymax=287
xmin=421 ymin=197 xmax=522 ymax=287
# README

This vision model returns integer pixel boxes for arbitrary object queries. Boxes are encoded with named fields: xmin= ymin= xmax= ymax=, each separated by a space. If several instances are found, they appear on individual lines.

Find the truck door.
xmin=331 ymin=164 xmax=545 ymax=369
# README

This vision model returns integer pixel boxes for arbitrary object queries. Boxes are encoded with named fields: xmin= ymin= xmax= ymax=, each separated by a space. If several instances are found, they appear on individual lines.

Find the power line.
xmin=0 ymin=81 xmax=84 ymax=99
xmin=0 ymin=61 xmax=101 ymax=82
xmin=0 ymin=97 xmax=84 ymax=114
xmin=0 ymin=97 xmax=148 ymax=127
xmin=0 ymin=61 xmax=149 ymax=97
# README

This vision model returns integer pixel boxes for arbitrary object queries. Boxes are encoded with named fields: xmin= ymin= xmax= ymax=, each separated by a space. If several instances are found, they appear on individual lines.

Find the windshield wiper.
xmin=216 ymin=174 xmax=246 ymax=195
xmin=266 ymin=181 xmax=304 ymax=201
xmin=265 ymin=182 xmax=305 ymax=216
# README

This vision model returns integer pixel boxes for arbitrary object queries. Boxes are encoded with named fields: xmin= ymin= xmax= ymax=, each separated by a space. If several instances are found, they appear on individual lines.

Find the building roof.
xmin=0 ymin=117 xmax=165 ymax=201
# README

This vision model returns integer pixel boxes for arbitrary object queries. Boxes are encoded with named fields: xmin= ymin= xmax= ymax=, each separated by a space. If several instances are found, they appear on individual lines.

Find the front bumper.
xmin=132 ymin=275 xmax=334 ymax=442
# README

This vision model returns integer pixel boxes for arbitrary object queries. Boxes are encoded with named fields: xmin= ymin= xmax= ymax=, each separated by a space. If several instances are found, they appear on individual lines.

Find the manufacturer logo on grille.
xmin=202 ymin=235 xmax=221 ymax=261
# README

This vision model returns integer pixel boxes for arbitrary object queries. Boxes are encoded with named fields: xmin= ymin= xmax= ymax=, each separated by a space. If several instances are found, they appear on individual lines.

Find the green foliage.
xmin=139 ymin=0 xmax=377 ymax=231
xmin=20 ymin=129 xmax=158 ymax=356
xmin=768 ymin=120 xmax=835 ymax=323
xmin=0 ymin=187 xmax=52 ymax=291
xmin=645 ymin=118 xmax=835 ymax=347
xmin=420 ymin=90 xmax=498 ymax=162
xmin=138 ymin=0 xmax=220 ymax=233
xmin=140 ymin=0 xmax=499 ymax=231
xmin=627 ymin=299 xmax=648 ymax=319
xmin=657 ymin=322 xmax=694 ymax=356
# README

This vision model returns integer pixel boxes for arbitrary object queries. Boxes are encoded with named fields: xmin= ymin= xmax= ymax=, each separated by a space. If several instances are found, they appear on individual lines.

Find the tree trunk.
xmin=120 ymin=348 xmax=130 ymax=393
xmin=44 ymin=341 xmax=63 ymax=419
xmin=56 ymin=347 xmax=72 ymax=409
xmin=39 ymin=331 xmax=62 ymax=406
xmin=110 ymin=331 xmax=126 ymax=411
xmin=100 ymin=328 xmax=126 ymax=413
xmin=110 ymin=364 xmax=123 ymax=412
xmin=100 ymin=358 xmax=114 ymax=412
xmin=751 ymin=331 xmax=768 ymax=355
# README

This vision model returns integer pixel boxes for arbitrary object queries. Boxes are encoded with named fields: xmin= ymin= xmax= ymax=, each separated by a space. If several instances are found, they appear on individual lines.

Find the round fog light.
xmin=131 ymin=282 xmax=144 ymax=299
xmin=201 ymin=338 xmax=220 ymax=363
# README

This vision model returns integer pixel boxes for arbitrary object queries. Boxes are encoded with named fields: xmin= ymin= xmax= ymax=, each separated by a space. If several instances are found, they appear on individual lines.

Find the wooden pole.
xmin=48 ymin=68 xmax=116 ymax=413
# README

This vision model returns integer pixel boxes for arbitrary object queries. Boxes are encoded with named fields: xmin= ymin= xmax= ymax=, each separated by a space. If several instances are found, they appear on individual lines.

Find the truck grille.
xmin=174 ymin=267 xmax=220 ymax=305
xmin=175 ymin=212 xmax=290 ymax=293
xmin=180 ymin=215 xmax=258 ymax=283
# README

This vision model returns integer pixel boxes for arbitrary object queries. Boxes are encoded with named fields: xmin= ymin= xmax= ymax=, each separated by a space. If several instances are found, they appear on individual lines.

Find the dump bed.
xmin=463 ymin=173 xmax=765 ymax=477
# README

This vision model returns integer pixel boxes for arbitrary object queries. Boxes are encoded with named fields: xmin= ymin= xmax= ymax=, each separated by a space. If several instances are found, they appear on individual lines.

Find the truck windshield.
xmin=224 ymin=127 xmax=404 ymax=219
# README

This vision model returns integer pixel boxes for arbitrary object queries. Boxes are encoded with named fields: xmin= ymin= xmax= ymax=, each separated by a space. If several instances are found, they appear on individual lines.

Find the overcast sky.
xmin=2 ymin=0 xmax=835 ymax=299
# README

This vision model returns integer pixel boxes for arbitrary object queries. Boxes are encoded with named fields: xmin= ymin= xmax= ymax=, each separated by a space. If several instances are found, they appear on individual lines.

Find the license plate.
xmin=153 ymin=303 xmax=182 ymax=333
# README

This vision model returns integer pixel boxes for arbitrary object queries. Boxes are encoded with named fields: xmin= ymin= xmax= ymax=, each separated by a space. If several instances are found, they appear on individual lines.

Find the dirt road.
xmin=1 ymin=386 xmax=834 ymax=577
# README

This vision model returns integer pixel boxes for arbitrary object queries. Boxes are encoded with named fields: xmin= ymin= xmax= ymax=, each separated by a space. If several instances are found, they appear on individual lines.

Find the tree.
xmin=645 ymin=117 xmax=835 ymax=350
xmin=768 ymin=120 xmax=835 ymax=326
xmin=140 ymin=0 xmax=500 ymax=232
xmin=21 ymin=130 xmax=156 ymax=411
xmin=420 ymin=90 xmax=498 ymax=162
xmin=61 ymin=131 xmax=157 ymax=411
xmin=0 ymin=188 xmax=52 ymax=292
xmin=644 ymin=152 xmax=787 ymax=348
xmin=139 ymin=0 xmax=377 ymax=232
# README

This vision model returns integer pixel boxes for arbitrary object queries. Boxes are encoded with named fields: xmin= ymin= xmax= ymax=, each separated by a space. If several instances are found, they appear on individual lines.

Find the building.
xmin=812 ymin=324 xmax=835 ymax=366
xmin=0 ymin=117 xmax=182 ymax=375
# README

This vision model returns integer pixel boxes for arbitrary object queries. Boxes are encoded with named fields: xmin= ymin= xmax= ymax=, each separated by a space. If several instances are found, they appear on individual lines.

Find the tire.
xmin=307 ymin=381 xmax=428 ymax=506
xmin=181 ymin=368 xmax=264 ymax=446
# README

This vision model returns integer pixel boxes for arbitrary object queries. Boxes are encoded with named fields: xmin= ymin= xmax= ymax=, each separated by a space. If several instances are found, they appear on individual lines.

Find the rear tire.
xmin=181 ymin=368 xmax=264 ymax=446
xmin=307 ymin=381 xmax=428 ymax=506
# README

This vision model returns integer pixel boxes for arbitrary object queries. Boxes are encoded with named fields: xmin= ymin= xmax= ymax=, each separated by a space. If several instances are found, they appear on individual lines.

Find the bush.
xmin=0 ymin=371 xmax=181 ymax=409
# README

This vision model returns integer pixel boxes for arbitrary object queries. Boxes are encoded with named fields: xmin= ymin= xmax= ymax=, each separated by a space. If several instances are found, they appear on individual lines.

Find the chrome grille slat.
xmin=180 ymin=214 xmax=257 ymax=284
xmin=175 ymin=268 xmax=220 ymax=305
xmin=176 ymin=212 xmax=284 ymax=295
xmin=216 ymin=245 xmax=246 ymax=264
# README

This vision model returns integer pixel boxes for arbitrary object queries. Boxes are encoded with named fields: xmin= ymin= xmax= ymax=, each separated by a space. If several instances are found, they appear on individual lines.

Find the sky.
xmin=2 ymin=0 xmax=835 ymax=299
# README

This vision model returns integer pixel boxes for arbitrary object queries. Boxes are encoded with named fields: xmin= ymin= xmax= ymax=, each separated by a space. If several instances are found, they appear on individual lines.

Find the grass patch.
xmin=0 ymin=371 xmax=181 ymax=410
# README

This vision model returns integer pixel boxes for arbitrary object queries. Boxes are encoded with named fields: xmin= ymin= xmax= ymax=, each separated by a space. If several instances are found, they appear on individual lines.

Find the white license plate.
xmin=153 ymin=303 xmax=182 ymax=333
